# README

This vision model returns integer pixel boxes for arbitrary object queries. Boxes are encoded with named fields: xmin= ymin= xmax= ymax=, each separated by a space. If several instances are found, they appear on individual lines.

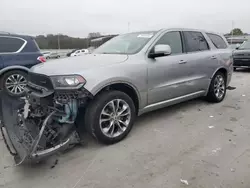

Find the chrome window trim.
xmin=0 ymin=36 xmax=27 ymax=54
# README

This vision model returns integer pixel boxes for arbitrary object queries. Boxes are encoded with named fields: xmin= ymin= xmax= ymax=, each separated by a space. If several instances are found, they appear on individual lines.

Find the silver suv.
xmin=1 ymin=28 xmax=233 ymax=163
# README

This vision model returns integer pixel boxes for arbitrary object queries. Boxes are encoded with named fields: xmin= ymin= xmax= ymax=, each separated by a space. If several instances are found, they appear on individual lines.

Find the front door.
xmin=147 ymin=31 xmax=193 ymax=105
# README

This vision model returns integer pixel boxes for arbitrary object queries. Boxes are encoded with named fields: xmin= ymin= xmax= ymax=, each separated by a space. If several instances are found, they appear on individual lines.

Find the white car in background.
xmin=70 ymin=49 xmax=89 ymax=57
xmin=42 ymin=51 xmax=60 ymax=59
xmin=42 ymin=51 xmax=51 ymax=59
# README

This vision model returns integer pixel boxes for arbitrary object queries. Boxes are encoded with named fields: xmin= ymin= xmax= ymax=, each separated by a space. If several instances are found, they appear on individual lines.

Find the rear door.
xmin=0 ymin=36 xmax=41 ymax=68
xmin=0 ymin=55 xmax=3 ymax=70
xmin=0 ymin=36 xmax=27 ymax=67
xmin=181 ymin=31 xmax=218 ymax=91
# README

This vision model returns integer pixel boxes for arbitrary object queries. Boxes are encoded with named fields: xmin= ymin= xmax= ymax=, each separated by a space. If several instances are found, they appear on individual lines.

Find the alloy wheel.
xmin=214 ymin=74 xmax=225 ymax=99
xmin=5 ymin=74 xmax=27 ymax=95
xmin=99 ymin=99 xmax=131 ymax=138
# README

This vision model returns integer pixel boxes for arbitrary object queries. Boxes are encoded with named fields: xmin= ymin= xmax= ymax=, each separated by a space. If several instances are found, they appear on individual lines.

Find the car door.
xmin=147 ymin=31 xmax=194 ymax=105
xmin=0 ymin=36 xmax=28 ymax=67
xmin=0 ymin=55 xmax=3 ymax=70
xmin=182 ymin=31 xmax=218 ymax=92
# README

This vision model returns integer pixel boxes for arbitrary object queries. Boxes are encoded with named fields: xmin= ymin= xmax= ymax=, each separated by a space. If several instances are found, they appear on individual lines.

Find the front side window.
xmin=94 ymin=32 xmax=156 ymax=55
xmin=183 ymin=31 xmax=209 ymax=52
xmin=155 ymin=31 xmax=183 ymax=54
xmin=0 ymin=37 xmax=25 ymax=53
xmin=207 ymin=33 xmax=227 ymax=49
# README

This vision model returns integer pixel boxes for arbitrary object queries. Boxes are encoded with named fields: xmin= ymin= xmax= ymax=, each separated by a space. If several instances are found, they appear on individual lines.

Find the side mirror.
xmin=235 ymin=43 xmax=241 ymax=49
xmin=149 ymin=44 xmax=171 ymax=58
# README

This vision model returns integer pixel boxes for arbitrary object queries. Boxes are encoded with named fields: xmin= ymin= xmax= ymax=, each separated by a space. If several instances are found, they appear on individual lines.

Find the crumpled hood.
xmin=31 ymin=54 xmax=128 ymax=76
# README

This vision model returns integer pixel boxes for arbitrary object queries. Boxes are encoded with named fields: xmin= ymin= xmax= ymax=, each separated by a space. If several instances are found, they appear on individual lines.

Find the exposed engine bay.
xmin=0 ymin=73 xmax=92 ymax=165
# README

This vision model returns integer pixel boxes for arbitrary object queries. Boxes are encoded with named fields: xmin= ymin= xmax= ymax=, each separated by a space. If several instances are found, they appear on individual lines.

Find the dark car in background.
xmin=0 ymin=32 xmax=45 ymax=97
xmin=66 ymin=49 xmax=79 ymax=57
xmin=233 ymin=41 xmax=250 ymax=70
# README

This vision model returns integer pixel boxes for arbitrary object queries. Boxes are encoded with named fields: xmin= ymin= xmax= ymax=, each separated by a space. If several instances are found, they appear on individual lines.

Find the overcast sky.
xmin=0 ymin=0 xmax=250 ymax=37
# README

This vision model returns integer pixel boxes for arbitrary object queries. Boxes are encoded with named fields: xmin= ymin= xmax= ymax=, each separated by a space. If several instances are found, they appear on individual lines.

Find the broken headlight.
xmin=50 ymin=75 xmax=86 ymax=89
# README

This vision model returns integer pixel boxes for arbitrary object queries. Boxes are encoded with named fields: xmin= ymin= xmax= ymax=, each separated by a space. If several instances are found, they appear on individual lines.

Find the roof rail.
xmin=0 ymin=31 xmax=11 ymax=35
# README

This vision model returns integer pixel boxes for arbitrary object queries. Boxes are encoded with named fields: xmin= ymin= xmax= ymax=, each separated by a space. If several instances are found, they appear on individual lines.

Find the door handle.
xmin=179 ymin=60 xmax=187 ymax=64
xmin=211 ymin=56 xmax=217 ymax=59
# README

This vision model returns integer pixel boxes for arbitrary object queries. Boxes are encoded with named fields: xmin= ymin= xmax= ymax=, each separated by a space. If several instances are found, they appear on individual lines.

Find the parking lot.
xmin=1 ymin=70 xmax=250 ymax=188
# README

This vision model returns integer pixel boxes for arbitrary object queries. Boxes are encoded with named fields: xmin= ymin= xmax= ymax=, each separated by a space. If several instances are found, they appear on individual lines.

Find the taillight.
xmin=37 ymin=56 xmax=46 ymax=63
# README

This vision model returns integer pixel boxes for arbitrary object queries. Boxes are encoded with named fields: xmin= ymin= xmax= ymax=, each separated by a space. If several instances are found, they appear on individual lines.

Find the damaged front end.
xmin=0 ymin=72 xmax=92 ymax=165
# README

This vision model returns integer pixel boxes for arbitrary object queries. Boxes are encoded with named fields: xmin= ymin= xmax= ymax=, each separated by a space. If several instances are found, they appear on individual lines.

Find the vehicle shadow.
xmin=234 ymin=68 xmax=250 ymax=73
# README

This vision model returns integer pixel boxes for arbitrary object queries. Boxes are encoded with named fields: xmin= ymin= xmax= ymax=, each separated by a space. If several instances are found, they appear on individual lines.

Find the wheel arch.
xmin=93 ymin=82 xmax=141 ymax=115
xmin=210 ymin=67 xmax=227 ymax=82
xmin=206 ymin=67 xmax=228 ymax=96
xmin=0 ymin=66 xmax=29 ymax=78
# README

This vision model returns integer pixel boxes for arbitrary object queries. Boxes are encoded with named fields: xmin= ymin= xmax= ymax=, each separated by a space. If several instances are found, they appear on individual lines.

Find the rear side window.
xmin=0 ymin=37 xmax=25 ymax=53
xmin=183 ymin=31 xmax=209 ymax=52
xmin=207 ymin=33 xmax=227 ymax=49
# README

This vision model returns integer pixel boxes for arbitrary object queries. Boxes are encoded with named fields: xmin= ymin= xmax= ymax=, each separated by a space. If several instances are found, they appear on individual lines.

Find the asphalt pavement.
xmin=1 ymin=70 xmax=250 ymax=188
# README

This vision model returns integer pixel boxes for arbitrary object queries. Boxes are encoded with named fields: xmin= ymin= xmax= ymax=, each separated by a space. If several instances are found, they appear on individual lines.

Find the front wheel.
xmin=206 ymin=71 xmax=226 ymax=103
xmin=1 ymin=70 xmax=27 ymax=97
xmin=85 ymin=91 xmax=136 ymax=145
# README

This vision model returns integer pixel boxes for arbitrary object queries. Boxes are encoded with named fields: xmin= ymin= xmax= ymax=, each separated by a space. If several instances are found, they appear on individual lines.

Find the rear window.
xmin=207 ymin=33 xmax=227 ymax=49
xmin=0 ymin=37 xmax=26 ymax=53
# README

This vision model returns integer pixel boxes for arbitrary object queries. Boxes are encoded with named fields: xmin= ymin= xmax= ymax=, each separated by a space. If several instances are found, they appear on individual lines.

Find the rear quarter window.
xmin=0 ymin=37 xmax=26 ymax=53
xmin=206 ymin=33 xmax=227 ymax=49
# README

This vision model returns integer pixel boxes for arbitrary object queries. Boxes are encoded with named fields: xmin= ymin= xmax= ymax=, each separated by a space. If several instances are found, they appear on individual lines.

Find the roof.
xmin=0 ymin=32 xmax=33 ymax=39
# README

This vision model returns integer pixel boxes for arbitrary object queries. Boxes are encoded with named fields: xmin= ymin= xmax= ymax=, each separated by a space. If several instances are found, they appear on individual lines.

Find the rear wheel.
xmin=234 ymin=67 xmax=237 ymax=71
xmin=1 ymin=70 xmax=27 ymax=97
xmin=85 ymin=91 xmax=136 ymax=145
xmin=206 ymin=71 xmax=226 ymax=103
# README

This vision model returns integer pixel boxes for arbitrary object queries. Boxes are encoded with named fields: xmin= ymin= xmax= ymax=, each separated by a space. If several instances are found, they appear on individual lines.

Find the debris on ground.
xmin=212 ymin=148 xmax=221 ymax=154
xmin=224 ymin=128 xmax=233 ymax=133
xmin=227 ymin=86 xmax=236 ymax=90
xmin=231 ymin=168 xmax=236 ymax=172
xmin=209 ymin=115 xmax=214 ymax=118
xmin=50 ymin=159 xmax=59 ymax=169
xmin=208 ymin=126 xmax=215 ymax=129
xmin=229 ymin=139 xmax=232 ymax=142
xmin=230 ymin=117 xmax=238 ymax=122
xmin=198 ymin=108 xmax=201 ymax=111
xmin=3 ymin=166 xmax=10 ymax=169
xmin=242 ymin=94 xmax=246 ymax=97
xmin=180 ymin=179 xmax=189 ymax=185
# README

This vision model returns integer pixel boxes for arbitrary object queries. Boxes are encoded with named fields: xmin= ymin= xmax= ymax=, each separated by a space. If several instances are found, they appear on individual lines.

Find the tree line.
xmin=35 ymin=32 xmax=102 ymax=49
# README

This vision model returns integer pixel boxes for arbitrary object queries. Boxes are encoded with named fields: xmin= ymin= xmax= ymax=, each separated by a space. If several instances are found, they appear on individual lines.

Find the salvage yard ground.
xmin=1 ymin=70 xmax=250 ymax=188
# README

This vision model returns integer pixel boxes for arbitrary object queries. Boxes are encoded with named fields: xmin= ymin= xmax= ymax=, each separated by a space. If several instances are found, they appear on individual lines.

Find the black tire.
xmin=1 ymin=70 xmax=27 ymax=97
xmin=234 ymin=67 xmax=237 ymax=71
xmin=206 ymin=71 xmax=226 ymax=103
xmin=84 ymin=90 xmax=136 ymax=145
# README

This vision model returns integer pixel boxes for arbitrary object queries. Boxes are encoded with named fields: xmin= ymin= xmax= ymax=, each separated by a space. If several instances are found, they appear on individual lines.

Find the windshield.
xmin=239 ymin=41 xmax=250 ymax=49
xmin=94 ymin=32 xmax=156 ymax=55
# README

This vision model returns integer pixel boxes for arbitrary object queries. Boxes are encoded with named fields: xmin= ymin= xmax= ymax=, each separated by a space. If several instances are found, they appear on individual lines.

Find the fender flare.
xmin=92 ymin=80 xmax=141 ymax=105
xmin=205 ymin=67 xmax=228 ymax=95
xmin=210 ymin=67 xmax=228 ymax=80
xmin=0 ymin=66 xmax=30 ymax=77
